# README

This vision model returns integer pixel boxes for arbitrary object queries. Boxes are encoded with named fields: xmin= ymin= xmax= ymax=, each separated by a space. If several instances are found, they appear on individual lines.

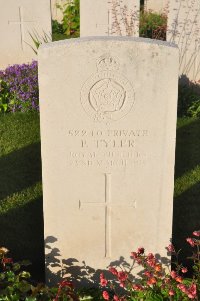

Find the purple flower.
xmin=0 ymin=60 xmax=39 ymax=112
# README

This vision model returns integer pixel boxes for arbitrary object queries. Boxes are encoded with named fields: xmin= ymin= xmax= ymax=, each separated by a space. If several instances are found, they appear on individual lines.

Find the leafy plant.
xmin=0 ymin=61 xmax=39 ymax=113
xmin=0 ymin=247 xmax=78 ymax=301
xmin=178 ymin=83 xmax=200 ymax=118
xmin=58 ymin=0 xmax=80 ymax=37
xmin=1 ymin=232 xmax=200 ymax=300
xmin=28 ymin=31 xmax=52 ymax=55
xmin=187 ymin=100 xmax=200 ymax=118
xmin=139 ymin=11 xmax=167 ymax=41
xmin=0 ymin=79 xmax=11 ymax=113
xmin=99 ymin=231 xmax=200 ymax=300
xmin=52 ymin=20 xmax=65 ymax=35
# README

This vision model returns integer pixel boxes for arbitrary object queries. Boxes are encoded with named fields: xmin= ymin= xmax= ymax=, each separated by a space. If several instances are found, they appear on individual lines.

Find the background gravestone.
xmin=144 ymin=0 xmax=168 ymax=13
xmin=80 ymin=0 xmax=140 ymax=37
xmin=39 ymin=37 xmax=178 ymax=284
xmin=51 ymin=0 xmax=66 ymax=23
xmin=167 ymin=0 xmax=200 ymax=82
xmin=0 ymin=0 xmax=52 ymax=70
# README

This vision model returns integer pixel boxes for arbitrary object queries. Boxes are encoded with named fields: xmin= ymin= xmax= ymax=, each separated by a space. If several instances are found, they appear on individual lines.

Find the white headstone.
xmin=39 ymin=37 xmax=178 ymax=284
xmin=51 ymin=0 xmax=66 ymax=23
xmin=167 ymin=0 xmax=200 ymax=82
xmin=145 ymin=0 xmax=169 ymax=13
xmin=80 ymin=0 xmax=140 ymax=37
xmin=0 ymin=0 xmax=52 ymax=70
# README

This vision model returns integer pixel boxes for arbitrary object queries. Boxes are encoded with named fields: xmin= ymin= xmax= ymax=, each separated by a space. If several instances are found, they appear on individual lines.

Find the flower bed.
xmin=0 ymin=61 xmax=39 ymax=113
xmin=0 ymin=231 xmax=200 ymax=300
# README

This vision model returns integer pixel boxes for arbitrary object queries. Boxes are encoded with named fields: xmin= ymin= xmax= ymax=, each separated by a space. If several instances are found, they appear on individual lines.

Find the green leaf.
xmin=12 ymin=263 xmax=21 ymax=272
xmin=18 ymin=281 xmax=31 ymax=293
xmin=20 ymin=260 xmax=31 ymax=266
xmin=25 ymin=298 xmax=37 ymax=301
xmin=19 ymin=271 xmax=31 ymax=279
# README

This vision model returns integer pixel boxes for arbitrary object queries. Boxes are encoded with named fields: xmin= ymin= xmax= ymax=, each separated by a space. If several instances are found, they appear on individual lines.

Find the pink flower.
xmin=187 ymin=283 xmax=197 ymax=299
xmin=147 ymin=253 xmax=156 ymax=267
xmin=147 ymin=277 xmax=157 ymax=285
xmin=186 ymin=238 xmax=195 ymax=247
xmin=164 ymin=277 xmax=170 ymax=284
xmin=175 ymin=276 xmax=183 ymax=283
xmin=130 ymin=252 xmax=137 ymax=259
xmin=147 ymin=258 xmax=156 ymax=268
xmin=137 ymin=247 xmax=144 ymax=254
xmin=119 ymin=281 xmax=125 ymax=288
xmin=169 ymin=289 xmax=175 ymax=296
xmin=59 ymin=280 xmax=73 ymax=288
xmin=178 ymin=283 xmax=196 ymax=299
xmin=136 ymin=258 xmax=142 ymax=264
xmin=100 ymin=273 xmax=108 ymax=287
xmin=132 ymin=284 xmax=143 ymax=291
xmin=167 ymin=244 xmax=175 ymax=252
xmin=113 ymin=295 xmax=120 ymax=301
xmin=100 ymin=278 xmax=108 ymax=286
xmin=155 ymin=264 xmax=162 ymax=272
xmin=181 ymin=267 xmax=188 ymax=273
xmin=102 ymin=291 xmax=109 ymax=300
xmin=188 ymin=293 xmax=195 ymax=299
xmin=109 ymin=267 xmax=118 ymax=276
xmin=144 ymin=271 xmax=151 ymax=277
xmin=170 ymin=270 xmax=177 ymax=279
xmin=117 ymin=271 xmax=128 ymax=282
xmin=2 ymin=258 xmax=13 ymax=264
xmin=193 ymin=231 xmax=200 ymax=237
xmin=147 ymin=253 xmax=154 ymax=260
xmin=177 ymin=284 xmax=188 ymax=293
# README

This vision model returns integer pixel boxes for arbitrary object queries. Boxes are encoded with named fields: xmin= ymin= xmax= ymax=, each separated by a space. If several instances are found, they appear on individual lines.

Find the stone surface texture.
xmin=39 ymin=37 xmax=178 ymax=284
xmin=0 ymin=0 xmax=52 ymax=70
xmin=80 ymin=0 xmax=140 ymax=37
xmin=167 ymin=0 xmax=200 ymax=82
xmin=145 ymin=0 xmax=169 ymax=13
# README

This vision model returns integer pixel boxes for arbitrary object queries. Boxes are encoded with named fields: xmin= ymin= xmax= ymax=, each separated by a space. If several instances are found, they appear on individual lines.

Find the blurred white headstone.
xmin=80 ymin=0 xmax=140 ymax=37
xmin=0 ymin=0 xmax=52 ymax=70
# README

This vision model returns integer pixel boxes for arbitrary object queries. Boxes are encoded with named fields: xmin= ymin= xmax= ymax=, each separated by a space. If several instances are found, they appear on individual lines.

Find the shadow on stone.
xmin=44 ymin=236 xmax=171 ymax=288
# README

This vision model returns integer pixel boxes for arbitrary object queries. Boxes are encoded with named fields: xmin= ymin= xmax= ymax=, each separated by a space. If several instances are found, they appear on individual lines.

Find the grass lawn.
xmin=0 ymin=113 xmax=199 ymax=280
xmin=0 ymin=113 xmax=44 ymax=281
xmin=52 ymin=33 xmax=68 ymax=41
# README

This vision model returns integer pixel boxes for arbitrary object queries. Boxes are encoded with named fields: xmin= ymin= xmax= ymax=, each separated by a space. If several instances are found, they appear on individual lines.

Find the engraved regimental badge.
xmin=81 ymin=56 xmax=135 ymax=122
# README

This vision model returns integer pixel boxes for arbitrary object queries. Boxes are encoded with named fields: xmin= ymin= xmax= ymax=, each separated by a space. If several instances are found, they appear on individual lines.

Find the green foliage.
xmin=139 ymin=11 xmax=167 ymax=40
xmin=54 ymin=0 xmax=80 ymax=38
xmin=99 ymin=234 xmax=200 ymax=300
xmin=62 ymin=0 xmax=80 ymax=37
xmin=0 ymin=248 xmax=78 ymax=301
xmin=0 ymin=80 xmax=11 ymax=113
xmin=52 ymin=20 xmax=68 ymax=41
xmin=29 ymin=31 xmax=52 ymax=55
xmin=187 ymin=100 xmax=200 ymax=118
xmin=178 ymin=83 xmax=200 ymax=118
xmin=52 ymin=20 xmax=65 ymax=35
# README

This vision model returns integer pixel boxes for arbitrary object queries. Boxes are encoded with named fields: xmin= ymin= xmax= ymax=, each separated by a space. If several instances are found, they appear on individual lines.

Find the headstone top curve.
xmin=39 ymin=36 xmax=178 ymax=52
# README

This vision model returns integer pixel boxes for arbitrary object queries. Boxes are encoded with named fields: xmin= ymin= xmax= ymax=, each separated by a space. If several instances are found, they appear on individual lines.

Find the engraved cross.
xmin=8 ymin=6 xmax=35 ymax=51
xmin=95 ymin=10 xmax=112 ymax=36
xmin=79 ymin=173 xmax=136 ymax=258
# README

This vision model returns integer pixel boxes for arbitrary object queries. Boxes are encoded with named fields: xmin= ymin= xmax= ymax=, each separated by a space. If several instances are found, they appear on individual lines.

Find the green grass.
xmin=0 ymin=112 xmax=44 ymax=281
xmin=173 ymin=118 xmax=200 ymax=272
xmin=52 ymin=33 xmax=80 ymax=41
xmin=52 ymin=33 xmax=68 ymax=41
xmin=0 ymin=113 xmax=199 ymax=280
